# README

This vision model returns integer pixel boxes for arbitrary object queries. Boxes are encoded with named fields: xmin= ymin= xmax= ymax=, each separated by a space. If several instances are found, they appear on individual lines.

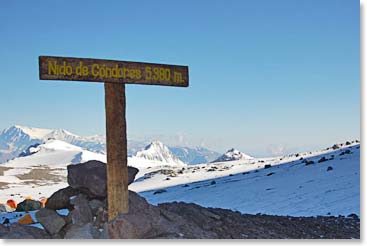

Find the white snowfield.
xmin=0 ymin=139 xmax=360 ymax=217
xmin=137 ymin=143 xmax=360 ymax=217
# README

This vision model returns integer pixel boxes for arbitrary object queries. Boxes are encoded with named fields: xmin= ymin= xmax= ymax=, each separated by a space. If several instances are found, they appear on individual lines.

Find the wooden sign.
xmin=39 ymin=56 xmax=189 ymax=87
xmin=38 ymin=55 xmax=189 ymax=221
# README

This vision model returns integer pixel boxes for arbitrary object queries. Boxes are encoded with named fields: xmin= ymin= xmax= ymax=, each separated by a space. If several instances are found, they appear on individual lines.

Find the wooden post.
xmin=104 ymin=82 xmax=129 ymax=221
xmin=39 ymin=56 xmax=189 ymax=222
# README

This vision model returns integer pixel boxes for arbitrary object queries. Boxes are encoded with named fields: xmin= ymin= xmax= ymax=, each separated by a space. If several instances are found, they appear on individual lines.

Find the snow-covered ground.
xmin=0 ymin=139 xmax=360 ymax=218
xmin=134 ymin=143 xmax=360 ymax=217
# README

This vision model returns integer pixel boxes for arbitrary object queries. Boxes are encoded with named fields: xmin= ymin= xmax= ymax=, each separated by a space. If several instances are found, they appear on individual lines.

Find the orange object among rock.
xmin=24 ymin=196 xmax=32 ymax=200
xmin=6 ymin=199 xmax=17 ymax=209
xmin=17 ymin=213 xmax=34 ymax=225
xmin=39 ymin=197 xmax=47 ymax=207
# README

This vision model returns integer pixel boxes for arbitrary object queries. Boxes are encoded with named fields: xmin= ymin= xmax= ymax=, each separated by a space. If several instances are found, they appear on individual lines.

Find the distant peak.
xmin=213 ymin=148 xmax=253 ymax=163
xmin=145 ymin=140 xmax=165 ymax=149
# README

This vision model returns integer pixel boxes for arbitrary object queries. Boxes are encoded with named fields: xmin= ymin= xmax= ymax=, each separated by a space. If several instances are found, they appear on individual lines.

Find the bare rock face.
xmin=67 ymin=160 xmax=139 ymax=198
xmin=36 ymin=208 xmax=66 ymax=236
xmin=103 ymin=191 xmax=216 ymax=239
xmin=45 ymin=186 xmax=80 ymax=210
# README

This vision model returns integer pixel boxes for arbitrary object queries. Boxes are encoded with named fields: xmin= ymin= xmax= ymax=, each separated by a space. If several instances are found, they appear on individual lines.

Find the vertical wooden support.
xmin=104 ymin=82 xmax=129 ymax=221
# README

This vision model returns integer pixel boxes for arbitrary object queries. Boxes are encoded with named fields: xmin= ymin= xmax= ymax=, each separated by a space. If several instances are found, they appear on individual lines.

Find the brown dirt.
xmin=0 ymin=166 xmax=11 ymax=176
xmin=0 ymin=182 xmax=8 ymax=189
xmin=16 ymin=167 xmax=65 ymax=183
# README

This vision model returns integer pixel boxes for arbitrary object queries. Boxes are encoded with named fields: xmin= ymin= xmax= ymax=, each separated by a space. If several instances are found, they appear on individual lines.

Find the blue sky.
xmin=0 ymin=0 xmax=359 ymax=156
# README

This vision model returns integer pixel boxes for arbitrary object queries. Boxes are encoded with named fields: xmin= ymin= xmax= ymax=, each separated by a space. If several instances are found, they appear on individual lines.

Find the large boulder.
xmin=103 ymin=191 xmax=216 ymax=239
xmin=15 ymin=199 xmax=41 ymax=212
xmin=45 ymin=186 xmax=80 ymax=210
xmin=36 ymin=208 xmax=66 ymax=235
xmin=67 ymin=160 xmax=138 ymax=198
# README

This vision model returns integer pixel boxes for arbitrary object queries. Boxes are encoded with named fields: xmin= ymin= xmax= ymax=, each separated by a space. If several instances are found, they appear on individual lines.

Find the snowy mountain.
xmin=0 ymin=126 xmax=49 ymax=163
xmin=213 ymin=148 xmax=253 ymax=162
xmin=169 ymin=146 xmax=220 ymax=164
xmin=0 ymin=125 xmax=219 ymax=165
xmin=0 ymin=139 xmax=360 ymax=217
xmin=2 ymin=139 xmax=106 ymax=169
xmin=133 ymin=141 xmax=186 ymax=166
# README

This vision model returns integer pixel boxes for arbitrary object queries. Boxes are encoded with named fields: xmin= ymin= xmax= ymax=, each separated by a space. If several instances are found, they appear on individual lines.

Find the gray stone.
xmin=64 ymin=223 xmax=97 ymax=239
xmin=103 ymin=191 xmax=216 ymax=239
xmin=70 ymin=194 xmax=93 ymax=226
xmin=88 ymin=199 xmax=106 ymax=215
xmin=36 ymin=208 xmax=66 ymax=235
xmin=45 ymin=186 xmax=80 ymax=210
xmin=15 ymin=199 xmax=41 ymax=212
xmin=67 ymin=160 xmax=139 ymax=198
xmin=0 ymin=204 xmax=13 ymax=212
xmin=0 ymin=223 xmax=50 ymax=239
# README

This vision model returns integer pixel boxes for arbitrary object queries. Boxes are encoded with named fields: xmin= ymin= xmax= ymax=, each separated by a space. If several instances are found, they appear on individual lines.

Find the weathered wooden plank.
xmin=104 ymin=82 xmax=129 ymax=221
xmin=39 ymin=56 xmax=189 ymax=87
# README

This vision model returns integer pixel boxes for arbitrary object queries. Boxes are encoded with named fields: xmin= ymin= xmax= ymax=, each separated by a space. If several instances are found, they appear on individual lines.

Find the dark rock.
xmin=0 ymin=204 xmax=13 ymax=213
xmin=16 ymin=199 xmax=41 ymax=212
xmin=327 ymin=166 xmax=333 ymax=171
xmin=70 ymin=194 xmax=93 ymax=226
xmin=67 ymin=160 xmax=138 ymax=198
xmin=266 ymin=172 xmax=275 ymax=176
xmin=332 ymin=144 xmax=340 ymax=150
xmin=318 ymin=157 xmax=328 ymax=163
xmin=45 ymin=186 xmax=80 ymax=210
xmin=36 ymin=208 xmax=66 ymax=235
xmin=89 ymin=199 xmax=106 ymax=215
xmin=0 ymin=223 xmax=50 ymax=239
xmin=347 ymin=213 xmax=359 ymax=219
xmin=153 ymin=189 xmax=167 ymax=195
xmin=346 ymin=141 xmax=351 ymax=145
xmin=264 ymin=164 xmax=271 ymax=169
xmin=64 ymin=223 xmax=98 ymax=239
xmin=103 ymin=191 xmax=216 ymax=239
xmin=305 ymin=160 xmax=315 ymax=166
xmin=210 ymin=180 xmax=216 ymax=185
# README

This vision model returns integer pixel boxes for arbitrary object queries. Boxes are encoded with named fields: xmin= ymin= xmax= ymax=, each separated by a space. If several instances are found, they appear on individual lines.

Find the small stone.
xmin=16 ymin=199 xmax=42 ymax=212
xmin=70 ymin=194 xmax=93 ymax=226
xmin=64 ymin=223 xmax=97 ymax=239
xmin=36 ymin=208 xmax=66 ymax=235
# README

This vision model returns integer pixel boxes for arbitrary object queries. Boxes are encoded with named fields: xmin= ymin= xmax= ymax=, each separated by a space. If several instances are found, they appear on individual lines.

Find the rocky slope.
xmin=0 ymin=160 xmax=360 ymax=239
